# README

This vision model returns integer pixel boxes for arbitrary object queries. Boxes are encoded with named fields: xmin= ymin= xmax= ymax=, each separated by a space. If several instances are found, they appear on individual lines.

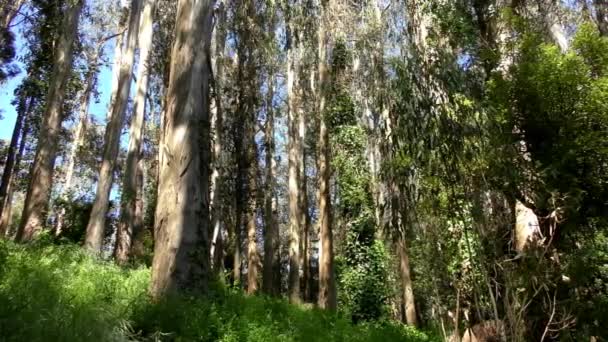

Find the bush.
xmin=0 ymin=240 xmax=436 ymax=341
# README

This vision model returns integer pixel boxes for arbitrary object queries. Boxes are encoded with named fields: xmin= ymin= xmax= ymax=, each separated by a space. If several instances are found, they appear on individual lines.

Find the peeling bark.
xmin=150 ymin=0 xmax=213 ymax=297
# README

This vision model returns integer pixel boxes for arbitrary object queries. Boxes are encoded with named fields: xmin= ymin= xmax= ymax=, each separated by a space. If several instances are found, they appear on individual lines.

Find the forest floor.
xmin=0 ymin=239 xmax=435 ymax=341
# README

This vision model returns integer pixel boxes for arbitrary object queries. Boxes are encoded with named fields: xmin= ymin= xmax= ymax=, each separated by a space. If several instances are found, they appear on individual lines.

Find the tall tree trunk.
xmin=115 ymin=0 xmax=156 ymax=264
xmin=316 ymin=1 xmax=336 ymax=310
xmin=16 ymin=0 xmax=83 ymax=242
xmin=287 ymin=9 xmax=302 ymax=302
xmin=0 ymin=95 xmax=29 ymax=222
xmin=210 ymin=2 xmax=226 ymax=274
xmin=245 ymin=114 xmax=259 ymax=294
xmin=0 ymin=106 xmax=30 ymax=237
xmin=296 ymin=28 xmax=311 ymax=301
xmin=233 ymin=51 xmax=245 ymax=286
xmin=85 ymin=0 xmax=143 ymax=253
xmin=262 ymin=73 xmax=280 ymax=295
xmin=149 ymin=0 xmax=213 ymax=298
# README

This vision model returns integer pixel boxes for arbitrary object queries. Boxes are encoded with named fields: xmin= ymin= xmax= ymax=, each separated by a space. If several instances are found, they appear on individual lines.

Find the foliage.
xmin=0 ymin=241 xmax=436 ymax=342
xmin=53 ymin=196 xmax=93 ymax=244
xmin=328 ymin=42 xmax=391 ymax=324
xmin=336 ymin=240 xmax=392 ymax=323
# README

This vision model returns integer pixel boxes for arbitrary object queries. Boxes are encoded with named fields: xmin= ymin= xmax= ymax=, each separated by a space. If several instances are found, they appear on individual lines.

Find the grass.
xmin=0 ymin=240 xmax=435 ymax=341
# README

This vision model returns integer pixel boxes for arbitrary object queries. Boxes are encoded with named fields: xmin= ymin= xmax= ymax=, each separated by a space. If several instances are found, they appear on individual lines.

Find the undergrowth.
xmin=0 ymin=240 xmax=434 ymax=341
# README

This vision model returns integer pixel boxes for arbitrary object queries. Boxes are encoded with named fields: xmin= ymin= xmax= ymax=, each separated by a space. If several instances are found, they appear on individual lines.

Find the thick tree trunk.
xmin=115 ymin=0 xmax=155 ymax=265
xmin=316 ymin=3 xmax=336 ymax=310
xmin=149 ymin=0 xmax=213 ymax=297
xmin=85 ymin=0 xmax=142 ymax=253
xmin=262 ymin=75 xmax=280 ymax=295
xmin=0 ymin=95 xmax=29 ymax=222
xmin=287 ymin=11 xmax=302 ymax=303
xmin=0 ymin=106 xmax=30 ymax=237
xmin=16 ymin=0 xmax=83 ymax=242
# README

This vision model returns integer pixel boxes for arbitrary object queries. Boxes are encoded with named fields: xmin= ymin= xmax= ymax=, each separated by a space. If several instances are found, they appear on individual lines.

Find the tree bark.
xmin=262 ymin=73 xmax=280 ymax=295
xmin=287 ymin=7 xmax=302 ymax=303
xmin=17 ymin=0 xmax=83 ymax=242
xmin=130 ymin=156 xmax=145 ymax=259
xmin=245 ymin=112 xmax=259 ymax=294
xmin=115 ymin=0 xmax=156 ymax=265
xmin=0 ymin=104 xmax=30 ymax=238
xmin=0 ymin=95 xmax=29 ymax=223
xmin=397 ymin=229 xmax=418 ymax=326
xmin=316 ymin=1 xmax=336 ymax=310
xmin=149 ymin=0 xmax=213 ymax=298
xmin=300 ymin=146 xmax=311 ymax=301
xmin=210 ymin=1 xmax=226 ymax=274
xmin=85 ymin=0 xmax=142 ymax=253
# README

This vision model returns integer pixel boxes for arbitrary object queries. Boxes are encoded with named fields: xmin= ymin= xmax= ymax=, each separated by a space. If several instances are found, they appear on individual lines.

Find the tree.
xmin=0 ymin=93 xmax=30 ymax=224
xmin=85 ymin=0 xmax=142 ymax=253
xmin=149 ymin=0 xmax=213 ymax=297
xmin=0 ymin=95 xmax=31 ymax=237
xmin=209 ymin=1 xmax=226 ymax=274
xmin=316 ymin=0 xmax=336 ymax=311
xmin=17 ymin=0 xmax=84 ymax=242
xmin=262 ymin=71 xmax=280 ymax=295
xmin=115 ymin=0 xmax=156 ymax=264
xmin=286 ymin=1 xmax=302 ymax=303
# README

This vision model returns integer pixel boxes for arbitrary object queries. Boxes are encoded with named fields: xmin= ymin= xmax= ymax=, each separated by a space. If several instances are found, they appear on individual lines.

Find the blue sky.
xmin=0 ymin=15 xmax=115 ymax=142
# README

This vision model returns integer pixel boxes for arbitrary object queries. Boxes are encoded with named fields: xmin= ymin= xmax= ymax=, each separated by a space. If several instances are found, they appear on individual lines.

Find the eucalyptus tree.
xmin=17 ymin=0 xmax=84 ymax=242
xmin=115 ymin=0 xmax=156 ymax=264
xmin=56 ymin=1 xmax=125 ymax=235
xmin=150 ymin=0 xmax=214 ymax=297
xmin=316 ymin=0 xmax=336 ymax=311
xmin=285 ymin=0 xmax=303 ymax=303
xmin=85 ymin=0 xmax=143 ymax=253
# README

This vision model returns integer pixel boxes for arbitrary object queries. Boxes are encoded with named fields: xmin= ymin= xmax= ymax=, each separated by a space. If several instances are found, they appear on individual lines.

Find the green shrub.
xmin=0 ymin=240 xmax=435 ymax=341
